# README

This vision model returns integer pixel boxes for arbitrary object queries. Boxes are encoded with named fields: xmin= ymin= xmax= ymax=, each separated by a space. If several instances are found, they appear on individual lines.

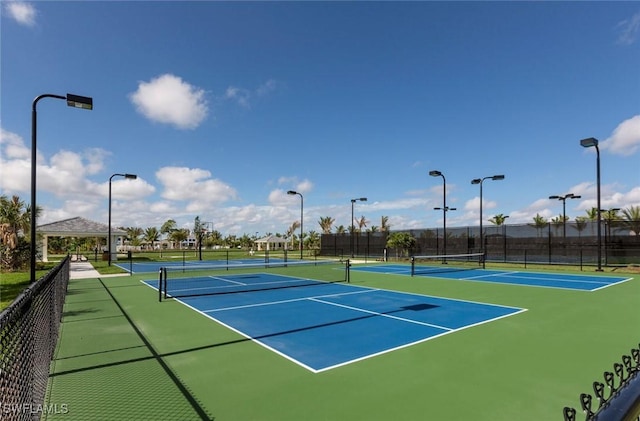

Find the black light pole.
xmin=548 ymin=193 xmax=581 ymax=239
xmin=433 ymin=206 xmax=456 ymax=256
xmin=350 ymin=197 xmax=367 ymax=257
xmin=471 ymin=175 xmax=505 ymax=251
xmin=429 ymin=170 xmax=452 ymax=255
xmin=287 ymin=190 xmax=304 ymax=259
xmin=31 ymin=93 xmax=93 ymax=282
xmin=580 ymin=137 xmax=602 ymax=271
xmin=108 ymin=173 xmax=137 ymax=266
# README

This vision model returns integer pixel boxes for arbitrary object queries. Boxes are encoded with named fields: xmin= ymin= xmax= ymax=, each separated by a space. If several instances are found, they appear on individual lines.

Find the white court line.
xmin=309 ymin=299 xmax=527 ymax=373
xmin=309 ymin=297 xmax=453 ymax=331
xmin=202 ymin=288 xmax=376 ymax=313
xmin=462 ymin=271 xmax=619 ymax=286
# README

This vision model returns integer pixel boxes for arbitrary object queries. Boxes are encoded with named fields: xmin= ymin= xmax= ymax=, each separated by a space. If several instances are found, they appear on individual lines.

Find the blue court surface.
xmin=143 ymin=273 xmax=525 ymax=372
xmin=117 ymin=257 xmax=284 ymax=274
xmin=351 ymin=264 xmax=631 ymax=291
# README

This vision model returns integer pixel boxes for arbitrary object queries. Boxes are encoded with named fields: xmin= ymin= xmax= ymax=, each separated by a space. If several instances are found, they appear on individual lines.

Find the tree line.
xmin=1 ymin=192 xmax=639 ymax=272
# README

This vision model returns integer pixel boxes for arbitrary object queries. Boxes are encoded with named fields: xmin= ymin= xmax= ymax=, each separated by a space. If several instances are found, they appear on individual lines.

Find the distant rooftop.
xmin=38 ymin=216 xmax=126 ymax=236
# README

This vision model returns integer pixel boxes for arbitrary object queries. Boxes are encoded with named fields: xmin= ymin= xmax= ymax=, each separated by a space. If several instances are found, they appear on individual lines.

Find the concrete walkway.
xmin=69 ymin=261 xmax=128 ymax=279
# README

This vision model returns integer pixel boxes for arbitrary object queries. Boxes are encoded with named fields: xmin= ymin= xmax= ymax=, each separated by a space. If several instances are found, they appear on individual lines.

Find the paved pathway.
xmin=69 ymin=261 xmax=127 ymax=279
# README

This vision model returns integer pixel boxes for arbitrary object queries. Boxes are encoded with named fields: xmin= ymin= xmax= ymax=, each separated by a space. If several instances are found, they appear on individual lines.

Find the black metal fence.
xmin=0 ymin=257 xmax=70 ymax=420
xmin=320 ymin=221 xmax=640 ymax=267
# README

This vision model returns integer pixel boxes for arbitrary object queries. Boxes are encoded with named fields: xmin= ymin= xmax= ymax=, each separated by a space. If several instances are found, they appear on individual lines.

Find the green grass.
xmin=0 ymin=263 xmax=59 ymax=311
xmin=41 ymin=263 xmax=639 ymax=420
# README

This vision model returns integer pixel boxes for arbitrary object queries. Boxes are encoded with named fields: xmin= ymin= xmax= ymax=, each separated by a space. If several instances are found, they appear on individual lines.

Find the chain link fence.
xmin=320 ymin=221 xmax=640 ymax=267
xmin=0 ymin=257 xmax=69 ymax=420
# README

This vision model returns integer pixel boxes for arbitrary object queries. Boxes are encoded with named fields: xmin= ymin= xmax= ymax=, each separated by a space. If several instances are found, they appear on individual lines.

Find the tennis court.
xmin=41 ymin=259 xmax=639 ymax=420
xmin=352 ymin=263 xmax=631 ymax=291
xmin=143 ymin=271 xmax=525 ymax=372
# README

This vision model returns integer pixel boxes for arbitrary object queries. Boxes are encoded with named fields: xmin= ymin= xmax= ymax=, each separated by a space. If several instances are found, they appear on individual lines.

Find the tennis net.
xmin=159 ymin=258 xmax=350 ymax=301
xmin=410 ymin=252 xmax=485 ymax=277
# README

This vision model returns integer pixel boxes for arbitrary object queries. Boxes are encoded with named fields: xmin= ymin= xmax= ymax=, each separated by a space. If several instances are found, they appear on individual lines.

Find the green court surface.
xmin=43 ymin=264 xmax=639 ymax=420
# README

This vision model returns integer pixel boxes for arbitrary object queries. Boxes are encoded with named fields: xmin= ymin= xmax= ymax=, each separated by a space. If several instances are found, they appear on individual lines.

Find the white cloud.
xmin=0 ymin=128 xmax=30 ymax=159
xmin=225 ymin=79 xmax=278 ymax=108
xmin=256 ymin=79 xmax=278 ymax=96
xmin=129 ymin=74 xmax=208 ymax=129
xmin=225 ymin=86 xmax=251 ymax=108
xmin=156 ymin=166 xmax=237 ymax=210
xmin=268 ymin=189 xmax=295 ymax=206
xmin=83 ymin=148 xmax=111 ymax=174
xmin=601 ymin=115 xmax=640 ymax=156
xmin=4 ymin=1 xmax=36 ymax=27
xmin=616 ymin=11 xmax=640 ymax=45
xmin=105 ymin=178 xmax=155 ymax=201
xmin=277 ymin=177 xmax=313 ymax=193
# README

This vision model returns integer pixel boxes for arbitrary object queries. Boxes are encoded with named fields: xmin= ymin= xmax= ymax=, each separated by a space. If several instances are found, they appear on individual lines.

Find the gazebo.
xmin=254 ymin=234 xmax=288 ymax=252
xmin=37 ymin=216 xmax=126 ymax=262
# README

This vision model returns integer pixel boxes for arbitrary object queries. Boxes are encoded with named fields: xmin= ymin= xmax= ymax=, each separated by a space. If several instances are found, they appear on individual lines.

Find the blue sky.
xmin=1 ymin=1 xmax=639 ymax=237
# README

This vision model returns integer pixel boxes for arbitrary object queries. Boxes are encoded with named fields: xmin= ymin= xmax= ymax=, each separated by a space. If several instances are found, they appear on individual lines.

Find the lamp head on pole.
xmin=549 ymin=193 xmax=581 ymax=200
xmin=287 ymin=190 xmax=298 ymax=195
xmin=124 ymin=173 xmax=137 ymax=180
xmin=491 ymin=175 xmax=505 ymax=180
xmin=471 ymin=178 xmax=481 ymax=185
xmin=429 ymin=170 xmax=442 ymax=177
xmin=580 ymin=137 xmax=599 ymax=148
xmin=66 ymin=94 xmax=93 ymax=110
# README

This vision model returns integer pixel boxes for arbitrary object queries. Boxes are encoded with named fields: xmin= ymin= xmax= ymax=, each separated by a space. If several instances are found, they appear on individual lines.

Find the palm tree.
xmin=306 ymin=230 xmax=320 ymax=253
xmin=574 ymin=216 xmax=588 ymax=238
xmin=239 ymin=234 xmax=252 ymax=249
xmin=287 ymin=221 xmax=301 ymax=250
xmin=380 ymin=216 xmax=391 ymax=232
xmin=318 ymin=216 xmax=334 ymax=234
xmin=124 ymin=227 xmax=143 ymax=247
xmin=0 ymin=195 xmax=31 ymax=236
xmin=160 ymin=219 xmax=177 ymax=237
xmin=530 ymin=213 xmax=548 ymax=238
xmin=144 ymin=227 xmax=160 ymax=250
xmin=488 ymin=213 xmax=509 ymax=226
xmin=621 ymin=205 xmax=640 ymax=236
xmin=170 ymin=228 xmax=189 ymax=249
xmin=205 ymin=230 xmax=223 ymax=248
xmin=386 ymin=232 xmax=416 ymax=258
xmin=356 ymin=215 xmax=368 ymax=233
xmin=550 ymin=215 xmax=566 ymax=237
xmin=585 ymin=207 xmax=598 ymax=236
xmin=335 ymin=225 xmax=347 ymax=235
xmin=0 ymin=195 xmax=41 ymax=270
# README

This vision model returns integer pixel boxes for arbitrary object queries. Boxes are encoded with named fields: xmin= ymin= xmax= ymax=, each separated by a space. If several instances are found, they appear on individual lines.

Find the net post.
xmin=410 ymin=256 xmax=415 ymax=277
xmin=346 ymin=259 xmax=350 ymax=283
xmin=482 ymin=251 xmax=486 ymax=269
xmin=162 ymin=267 xmax=167 ymax=300
xmin=158 ymin=268 xmax=163 ymax=302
